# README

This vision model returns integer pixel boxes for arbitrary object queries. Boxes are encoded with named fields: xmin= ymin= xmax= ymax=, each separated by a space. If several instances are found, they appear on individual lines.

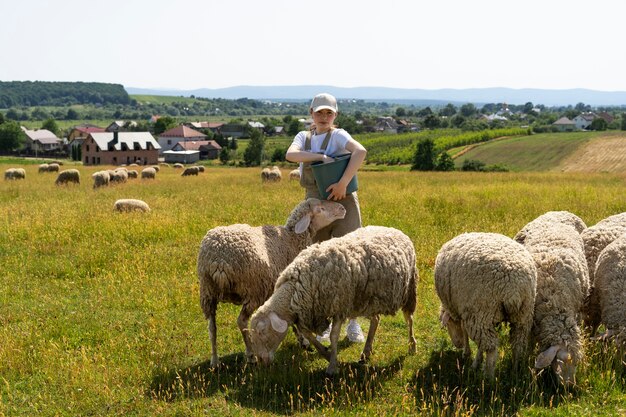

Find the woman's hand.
xmin=320 ymin=154 xmax=335 ymax=164
xmin=326 ymin=181 xmax=347 ymax=201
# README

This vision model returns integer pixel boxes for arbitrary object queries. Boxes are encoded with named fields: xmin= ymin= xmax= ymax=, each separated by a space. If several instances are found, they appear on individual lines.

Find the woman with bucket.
xmin=286 ymin=92 xmax=367 ymax=343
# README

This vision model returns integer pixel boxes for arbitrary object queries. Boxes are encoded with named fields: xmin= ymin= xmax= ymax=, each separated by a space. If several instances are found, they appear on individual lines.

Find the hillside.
xmin=453 ymin=131 xmax=626 ymax=172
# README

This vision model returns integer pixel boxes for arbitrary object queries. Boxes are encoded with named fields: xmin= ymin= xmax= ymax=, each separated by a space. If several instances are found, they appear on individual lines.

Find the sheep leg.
xmin=472 ymin=346 xmax=484 ymax=371
xmin=509 ymin=322 xmax=530 ymax=372
xmin=484 ymin=348 xmax=497 ymax=381
xmin=237 ymin=304 xmax=257 ymax=364
xmin=403 ymin=310 xmax=417 ymax=354
xmin=295 ymin=325 xmax=331 ymax=360
xmin=202 ymin=299 xmax=219 ymax=368
xmin=325 ymin=318 xmax=345 ymax=375
xmin=360 ymin=315 xmax=379 ymax=363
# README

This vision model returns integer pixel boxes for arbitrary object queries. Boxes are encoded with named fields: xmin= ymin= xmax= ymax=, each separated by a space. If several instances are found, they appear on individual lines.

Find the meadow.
xmin=1 ymin=163 xmax=626 ymax=416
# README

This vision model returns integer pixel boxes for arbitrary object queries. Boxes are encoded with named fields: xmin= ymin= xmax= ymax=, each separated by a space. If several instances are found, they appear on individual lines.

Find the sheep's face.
xmin=440 ymin=309 xmax=466 ymax=348
xmin=249 ymin=312 xmax=288 ymax=365
xmin=296 ymin=199 xmax=346 ymax=234
xmin=535 ymin=345 xmax=577 ymax=386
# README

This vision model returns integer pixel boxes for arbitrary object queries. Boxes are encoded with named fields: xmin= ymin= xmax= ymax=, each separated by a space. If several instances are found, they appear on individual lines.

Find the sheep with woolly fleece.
xmin=55 ymin=169 xmax=80 ymax=185
xmin=181 ymin=166 xmax=200 ymax=176
xmin=4 ymin=168 xmax=25 ymax=180
xmin=261 ymin=166 xmax=282 ymax=182
xmin=289 ymin=169 xmax=300 ymax=181
xmin=198 ymin=198 xmax=346 ymax=367
xmin=92 ymin=171 xmax=110 ymax=189
xmin=249 ymin=226 xmax=418 ymax=375
xmin=141 ymin=167 xmax=156 ymax=179
xmin=173 ymin=163 xmax=184 ymax=169
xmin=434 ymin=232 xmax=537 ymax=380
xmin=151 ymin=165 xmax=161 ymax=172
xmin=109 ymin=169 xmax=128 ymax=184
xmin=195 ymin=165 xmax=205 ymax=173
xmin=514 ymin=210 xmax=587 ymax=245
xmin=592 ymin=233 xmax=626 ymax=344
xmin=518 ymin=222 xmax=589 ymax=386
xmin=113 ymin=198 xmax=151 ymax=213
xmin=581 ymin=212 xmax=626 ymax=334
xmin=127 ymin=170 xmax=138 ymax=179
xmin=38 ymin=164 xmax=49 ymax=173
xmin=47 ymin=163 xmax=60 ymax=172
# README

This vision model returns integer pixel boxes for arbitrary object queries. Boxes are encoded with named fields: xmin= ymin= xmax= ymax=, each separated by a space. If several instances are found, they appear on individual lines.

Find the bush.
xmin=461 ymin=159 xmax=486 ymax=171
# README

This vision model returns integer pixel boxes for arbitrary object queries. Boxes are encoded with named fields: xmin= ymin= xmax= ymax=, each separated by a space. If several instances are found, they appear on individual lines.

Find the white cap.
xmin=310 ymin=93 xmax=338 ymax=113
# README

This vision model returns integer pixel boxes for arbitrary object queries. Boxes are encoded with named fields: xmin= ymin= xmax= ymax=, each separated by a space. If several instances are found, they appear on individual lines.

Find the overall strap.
xmin=304 ymin=128 xmax=334 ymax=152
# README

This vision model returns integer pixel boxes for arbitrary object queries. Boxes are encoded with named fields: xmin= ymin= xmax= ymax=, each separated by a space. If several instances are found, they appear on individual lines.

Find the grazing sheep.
xmin=47 ymin=163 xmax=60 ymax=173
xmin=593 ymin=233 xmax=626 ymax=344
xmin=113 ymin=199 xmax=151 ymax=213
xmin=289 ymin=169 xmax=300 ymax=181
xmin=514 ymin=211 xmax=587 ymax=245
xmin=109 ymin=169 xmax=128 ymax=184
xmin=92 ymin=171 xmax=110 ymax=189
xmin=151 ymin=165 xmax=161 ymax=172
xmin=141 ymin=167 xmax=157 ymax=179
xmin=581 ymin=213 xmax=626 ymax=334
xmin=159 ymin=162 xmax=170 ymax=168
xmin=55 ymin=169 xmax=80 ymax=185
xmin=435 ymin=232 xmax=537 ymax=380
xmin=519 ymin=222 xmax=589 ymax=386
xmin=4 ymin=168 xmax=25 ymax=180
xmin=195 ymin=165 xmax=205 ymax=172
xmin=249 ymin=226 xmax=417 ymax=375
xmin=173 ymin=163 xmax=184 ymax=169
xmin=38 ymin=164 xmax=49 ymax=173
xmin=261 ymin=166 xmax=282 ymax=182
xmin=127 ymin=170 xmax=138 ymax=179
xmin=198 ymin=198 xmax=346 ymax=367
xmin=181 ymin=166 xmax=200 ymax=176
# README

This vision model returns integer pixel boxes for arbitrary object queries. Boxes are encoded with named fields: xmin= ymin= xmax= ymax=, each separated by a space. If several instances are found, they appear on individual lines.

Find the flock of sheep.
xmin=197 ymin=203 xmax=626 ymax=383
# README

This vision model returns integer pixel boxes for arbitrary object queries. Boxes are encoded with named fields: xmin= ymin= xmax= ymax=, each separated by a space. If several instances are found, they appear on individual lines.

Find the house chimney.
xmin=107 ymin=131 xmax=119 ymax=151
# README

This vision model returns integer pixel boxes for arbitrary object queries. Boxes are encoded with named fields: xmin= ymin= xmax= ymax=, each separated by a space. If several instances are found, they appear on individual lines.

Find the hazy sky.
xmin=2 ymin=0 xmax=625 ymax=91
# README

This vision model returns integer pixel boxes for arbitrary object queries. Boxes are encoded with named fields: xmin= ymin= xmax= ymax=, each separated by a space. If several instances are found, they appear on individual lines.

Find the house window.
xmin=112 ymin=157 xmax=117 ymax=164
xmin=167 ymin=140 xmax=172 ymax=145
xmin=86 ymin=145 xmax=90 ymax=152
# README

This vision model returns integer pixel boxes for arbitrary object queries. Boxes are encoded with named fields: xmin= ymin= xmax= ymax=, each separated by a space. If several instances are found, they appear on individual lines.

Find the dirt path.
xmin=557 ymin=135 xmax=626 ymax=172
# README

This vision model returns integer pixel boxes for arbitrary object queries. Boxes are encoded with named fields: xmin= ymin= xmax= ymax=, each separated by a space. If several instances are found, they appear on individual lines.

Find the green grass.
xmin=453 ymin=132 xmax=613 ymax=171
xmin=1 ymin=166 xmax=626 ymax=415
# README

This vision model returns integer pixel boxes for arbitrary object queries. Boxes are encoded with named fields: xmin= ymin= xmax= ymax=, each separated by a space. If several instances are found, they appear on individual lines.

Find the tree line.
xmin=0 ymin=81 xmax=131 ymax=107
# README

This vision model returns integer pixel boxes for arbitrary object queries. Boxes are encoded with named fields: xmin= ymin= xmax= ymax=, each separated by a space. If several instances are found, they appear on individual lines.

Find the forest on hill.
xmin=0 ymin=81 xmax=131 ymax=107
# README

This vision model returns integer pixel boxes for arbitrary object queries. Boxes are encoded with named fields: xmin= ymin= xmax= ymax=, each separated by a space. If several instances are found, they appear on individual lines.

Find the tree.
xmin=435 ymin=152 xmax=455 ymax=171
xmin=523 ymin=102 xmax=534 ymax=114
xmin=461 ymin=159 xmax=485 ymax=171
xmin=219 ymin=148 xmax=230 ymax=165
xmin=621 ymin=113 xmax=626 ymax=131
xmin=411 ymin=138 xmax=435 ymax=171
xmin=0 ymin=112 xmax=4 ymax=125
xmin=153 ymin=116 xmax=177 ymax=135
xmin=440 ymin=103 xmax=457 ymax=117
xmin=0 ymin=121 xmax=24 ymax=152
xmin=422 ymin=114 xmax=441 ymax=129
xmin=65 ymin=108 xmax=80 ymax=120
xmin=243 ymin=128 xmax=265 ymax=166
xmin=229 ymin=137 xmax=238 ymax=150
xmin=395 ymin=107 xmax=406 ymax=117
xmin=271 ymin=147 xmax=286 ymax=162
xmin=417 ymin=107 xmax=433 ymax=117
xmin=287 ymin=119 xmax=303 ymax=136
xmin=41 ymin=118 xmax=60 ymax=136
xmin=460 ymin=103 xmax=477 ymax=117
xmin=590 ymin=118 xmax=607 ymax=131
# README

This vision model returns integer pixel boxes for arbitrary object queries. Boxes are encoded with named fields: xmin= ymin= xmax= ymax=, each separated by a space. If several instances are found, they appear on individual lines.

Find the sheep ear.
xmin=439 ymin=310 xmax=450 ymax=327
xmin=535 ymin=345 xmax=560 ymax=369
xmin=294 ymin=214 xmax=311 ymax=234
xmin=269 ymin=312 xmax=288 ymax=333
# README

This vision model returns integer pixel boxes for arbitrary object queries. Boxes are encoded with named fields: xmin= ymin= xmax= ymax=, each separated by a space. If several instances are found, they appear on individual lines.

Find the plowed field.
xmin=558 ymin=134 xmax=626 ymax=172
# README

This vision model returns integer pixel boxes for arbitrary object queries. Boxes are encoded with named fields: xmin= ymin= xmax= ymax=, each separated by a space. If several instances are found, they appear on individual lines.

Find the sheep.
xmin=181 ymin=166 xmax=200 ymax=176
xmin=141 ymin=167 xmax=156 ymax=179
xmin=113 ymin=199 xmax=151 ymax=213
xmin=249 ymin=226 xmax=418 ymax=375
xmin=47 ymin=163 xmax=60 ymax=173
xmin=109 ymin=169 xmax=128 ymax=184
xmin=92 ymin=171 xmax=110 ymax=189
xmin=514 ymin=210 xmax=587 ymax=245
xmin=519 ymin=222 xmax=589 ymax=386
xmin=38 ymin=164 xmax=49 ymax=173
xmin=127 ymin=170 xmax=138 ymax=179
xmin=159 ymin=162 xmax=170 ymax=168
xmin=173 ymin=163 xmax=184 ymax=169
xmin=55 ymin=169 xmax=80 ymax=185
xmin=261 ymin=166 xmax=282 ymax=182
xmin=195 ymin=165 xmax=205 ymax=173
xmin=198 ymin=198 xmax=346 ymax=368
xmin=581 ymin=213 xmax=626 ymax=334
xmin=4 ymin=168 xmax=25 ymax=180
xmin=151 ymin=165 xmax=161 ymax=172
xmin=434 ymin=232 xmax=537 ymax=380
xmin=593 ymin=233 xmax=626 ymax=344
xmin=289 ymin=169 xmax=300 ymax=181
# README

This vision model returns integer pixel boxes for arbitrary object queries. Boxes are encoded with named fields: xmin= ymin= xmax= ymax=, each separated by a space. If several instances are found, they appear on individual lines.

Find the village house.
xmin=157 ymin=125 xmax=206 ymax=154
xmin=105 ymin=120 xmax=137 ymax=132
xmin=573 ymin=113 xmax=596 ymax=130
xmin=67 ymin=124 xmax=106 ymax=142
xmin=82 ymin=131 xmax=160 ymax=166
xmin=552 ymin=117 xmax=576 ymax=132
xmin=184 ymin=121 xmax=224 ymax=134
xmin=171 ymin=140 xmax=222 ymax=160
xmin=220 ymin=123 xmax=247 ymax=138
xmin=20 ymin=128 xmax=62 ymax=153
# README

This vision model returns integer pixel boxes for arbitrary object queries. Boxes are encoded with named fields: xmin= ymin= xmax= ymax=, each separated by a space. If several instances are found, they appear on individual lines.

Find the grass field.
xmin=1 ymin=164 xmax=626 ymax=416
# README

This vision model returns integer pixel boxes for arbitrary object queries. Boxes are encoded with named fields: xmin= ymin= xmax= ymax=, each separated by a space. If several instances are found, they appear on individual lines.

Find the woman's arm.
xmin=286 ymin=143 xmax=335 ymax=164
xmin=325 ymin=138 xmax=367 ymax=201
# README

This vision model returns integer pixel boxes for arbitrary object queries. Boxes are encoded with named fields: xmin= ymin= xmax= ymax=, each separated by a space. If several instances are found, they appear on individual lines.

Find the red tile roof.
xmin=160 ymin=125 xmax=207 ymax=138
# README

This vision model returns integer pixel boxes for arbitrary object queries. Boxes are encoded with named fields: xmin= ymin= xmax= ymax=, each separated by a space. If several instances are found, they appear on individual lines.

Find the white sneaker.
xmin=346 ymin=319 xmax=365 ymax=343
xmin=316 ymin=325 xmax=332 ymax=343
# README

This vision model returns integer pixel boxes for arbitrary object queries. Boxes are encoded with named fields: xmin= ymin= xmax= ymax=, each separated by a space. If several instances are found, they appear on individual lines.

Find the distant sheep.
xmin=92 ymin=171 xmax=110 ymax=189
xmin=261 ymin=166 xmax=281 ymax=182
xmin=151 ymin=165 xmax=161 ymax=172
xmin=195 ymin=165 xmax=205 ymax=172
xmin=198 ymin=198 xmax=346 ymax=367
xmin=173 ymin=163 xmax=184 ymax=169
xmin=249 ymin=226 xmax=418 ymax=375
xmin=55 ymin=169 xmax=80 ymax=185
xmin=38 ymin=164 xmax=49 ymax=173
xmin=4 ymin=168 xmax=25 ymax=180
xmin=289 ymin=169 xmax=300 ymax=181
xmin=113 ymin=199 xmax=151 ymax=213
xmin=127 ymin=170 xmax=138 ymax=179
xmin=159 ymin=162 xmax=170 ymax=168
xmin=514 ymin=211 xmax=587 ymax=245
xmin=109 ymin=169 xmax=128 ymax=184
xmin=141 ymin=167 xmax=157 ymax=179
xmin=182 ymin=166 xmax=200 ymax=176
xmin=435 ymin=232 xmax=537 ymax=380
xmin=47 ymin=163 xmax=60 ymax=173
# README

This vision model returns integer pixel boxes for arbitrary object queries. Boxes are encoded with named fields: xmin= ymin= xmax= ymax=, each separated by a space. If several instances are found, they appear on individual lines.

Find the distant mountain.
xmin=125 ymin=85 xmax=626 ymax=107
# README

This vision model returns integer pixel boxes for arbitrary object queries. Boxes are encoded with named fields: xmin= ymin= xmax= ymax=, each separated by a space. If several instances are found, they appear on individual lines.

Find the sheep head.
xmin=249 ymin=311 xmax=289 ymax=365
xmin=292 ymin=199 xmax=346 ymax=235
xmin=440 ymin=309 xmax=466 ymax=349
xmin=535 ymin=344 xmax=577 ymax=386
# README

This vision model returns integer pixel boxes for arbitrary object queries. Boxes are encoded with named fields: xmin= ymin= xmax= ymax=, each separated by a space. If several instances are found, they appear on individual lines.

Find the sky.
xmin=2 ymin=0 xmax=625 ymax=92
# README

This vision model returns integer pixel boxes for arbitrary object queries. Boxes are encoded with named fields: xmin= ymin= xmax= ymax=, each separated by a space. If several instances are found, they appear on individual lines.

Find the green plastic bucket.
xmin=311 ymin=154 xmax=358 ymax=199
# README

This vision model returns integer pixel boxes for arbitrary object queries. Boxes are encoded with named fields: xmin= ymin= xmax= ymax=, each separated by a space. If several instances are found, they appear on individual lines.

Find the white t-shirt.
xmin=291 ymin=129 xmax=353 ymax=171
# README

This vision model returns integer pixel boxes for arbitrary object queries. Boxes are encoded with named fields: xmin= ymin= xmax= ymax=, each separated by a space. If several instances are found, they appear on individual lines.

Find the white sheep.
xmin=141 ymin=167 xmax=156 ymax=179
xmin=581 ymin=213 xmax=626 ymax=334
xmin=47 ymin=163 xmax=60 ymax=173
xmin=519 ymin=222 xmax=589 ymax=386
xmin=181 ymin=166 xmax=200 ymax=176
xmin=514 ymin=210 xmax=587 ymax=245
xmin=195 ymin=165 xmax=205 ymax=173
xmin=289 ymin=169 xmax=300 ymax=181
xmin=261 ymin=166 xmax=282 ymax=182
xmin=127 ymin=170 xmax=138 ymax=179
xmin=113 ymin=199 xmax=151 ymax=213
xmin=55 ymin=169 xmax=80 ymax=185
xmin=4 ymin=168 xmax=25 ymax=180
xmin=110 ymin=169 xmax=128 ymax=184
xmin=38 ymin=164 xmax=49 ymax=173
xmin=249 ymin=226 xmax=418 ymax=375
xmin=173 ymin=163 xmax=184 ymax=169
xmin=92 ymin=171 xmax=110 ymax=189
xmin=593 ymin=233 xmax=626 ymax=344
xmin=198 ymin=198 xmax=346 ymax=367
xmin=435 ymin=232 xmax=537 ymax=380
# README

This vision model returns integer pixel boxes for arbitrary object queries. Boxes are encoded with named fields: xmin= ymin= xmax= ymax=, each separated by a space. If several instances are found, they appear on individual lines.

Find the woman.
xmin=286 ymin=92 xmax=367 ymax=343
